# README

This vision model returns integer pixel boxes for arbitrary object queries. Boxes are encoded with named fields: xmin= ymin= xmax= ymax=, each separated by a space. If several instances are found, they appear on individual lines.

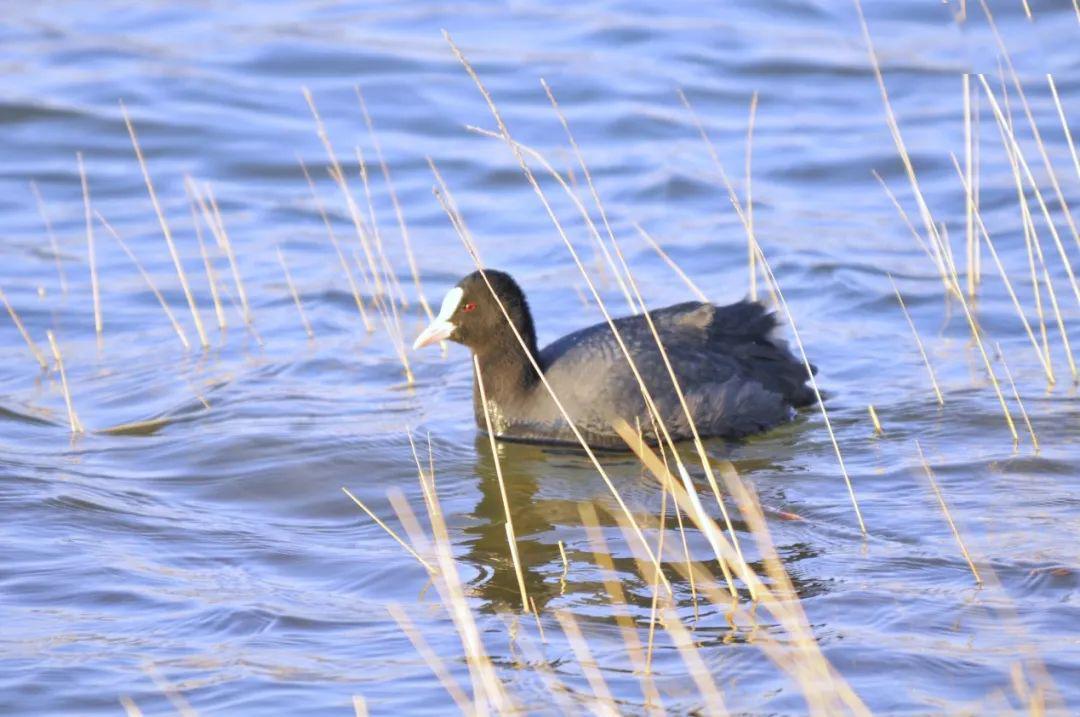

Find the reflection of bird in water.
xmin=459 ymin=433 xmax=830 ymax=617
xmin=462 ymin=436 xmax=568 ymax=613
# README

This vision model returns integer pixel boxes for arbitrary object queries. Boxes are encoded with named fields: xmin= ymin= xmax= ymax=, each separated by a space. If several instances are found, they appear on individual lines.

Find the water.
xmin=1 ymin=1 xmax=1079 ymax=714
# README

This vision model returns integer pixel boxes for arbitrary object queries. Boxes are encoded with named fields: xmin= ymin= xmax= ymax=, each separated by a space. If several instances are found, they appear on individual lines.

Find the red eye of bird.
xmin=463 ymin=302 xmax=477 ymax=313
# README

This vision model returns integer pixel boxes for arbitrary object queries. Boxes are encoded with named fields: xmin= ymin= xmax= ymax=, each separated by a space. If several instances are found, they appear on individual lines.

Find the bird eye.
xmin=463 ymin=302 xmax=477 ymax=313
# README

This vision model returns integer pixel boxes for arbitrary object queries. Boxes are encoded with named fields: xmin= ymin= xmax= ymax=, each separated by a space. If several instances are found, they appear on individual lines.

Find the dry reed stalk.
xmin=539 ymin=79 xmax=636 ymax=313
xmin=275 ymin=246 xmax=314 ymax=339
xmin=1047 ymin=75 xmax=1080 ymax=183
xmin=557 ymin=539 xmax=569 ymax=595
xmin=142 ymin=664 xmax=198 ymax=717
xmin=871 ymin=123 xmax=1016 ymax=438
xmin=430 ymin=169 xmax=673 ymax=597
xmin=644 ymin=472 xmax=670 ymax=676
xmin=871 ymin=170 xmax=935 ymax=263
xmin=29 ymin=181 xmax=68 ymax=294
xmin=607 ymin=235 xmax=754 ymax=587
xmin=752 ymin=245 xmax=867 ymax=533
xmin=301 ymin=87 xmax=383 ymax=296
xmin=448 ymin=51 xmax=747 ymax=595
xmin=661 ymin=607 xmax=728 ymax=717
xmin=664 ymin=558 xmax=836 ymax=716
xmin=355 ymin=147 xmax=415 ymax=383
xmin=387 ymin=603 xmax=474 ymax=713
xmin=0 ymin=287 xmax=48 ymax=369
xmin=47 ymin=331 xmax=83 ymax=433
xmin=680 ymin=81 xmax=863 ymax=533
xmin=297 ymin=159 xmax=374 ymax=332
xmin=964 ymin=74 xmax=977 ymax=298
xmin=746 ymin=91 xmax=759 ymax=302
xmin=888 ymin=276 xmax=944 ymax=405
xmin=995 ymin=343 xmax=1039 ymax=451
xmin=578 ymin=503 xmax=662 ymax=711
xmin=389 ymin=454 xmax=510 ymax=714
xmin=1041 ymin=262 xmax=1077 ymax=380
xmin=675 ymin=89 xmax=766 ymax=297
xmin=118 ymin=696 xmax=143 ymax=717
xmin=355 ymin=86 xmax=435 ymax=322
xmin=643 ymin=413 xmax=699 ymax=619
xmin=355 ymin=146 xmax=409 ymax=310
xmin=352 ymin=695 xmax=367 ymax=717
xmin=203 ymin=185 xmax=255 ymax=328
xmin=635 ymin=225 xmax=709 ymax=302
xmin=995 ymin=132 xmax=1080 ymax=381
xmin=405 ymin=430 xmax=441 ymax=530
xmin=1022 ymin=192 xmax=1052 ymax=369
xmin=978 ymin=1 xmax=1080 ymax=250
xmin=997 ymin=119 xmax=1054 ymax=370
xmin=426 ymin=158 xmax=474 ymax=248
xmin=97 ymin=212 xmax=190 ymax=349
xmin=473 ymin=356 xmax=530 ymax=613
xmin=465 ymin=125 xmax=639 ymax=315
xmin=713 ymin=477 xmax=868 ymax=715
xmin=608 ymin=435 xmax=869 ymax=716
xmin=355 ymin=248 xmax=414 ymax=384
xmin=978 ymin=74 xmax=1080 ymax=307
xmin=121 ymin=104 xmax=209 ymax=348
xmin=916 ymin=218 xmax=1020 ymax=440
xmin=914 ymin=441 xmax=982 ymax=584
xmin=185 ymin=182 xmax=227 ymax=331
xmin=528 ymin=597 xmax=545 ymax=642
xmin=854 ymin=1 xmax=953 ymax=293
xmin=867 ymin=405 xmax=883 ymax=436
xmin=950 ymin=155 xmax=1054 ymax=384
xmin=552 ymin=610 xmax=620 ymax=717
xmin=341 ymin=486 xmax=435 ymax=573
xmin=391 ymin=485 xmax=515 ymax=715
xmin=77 ymin=153 xmax=102 ymax=336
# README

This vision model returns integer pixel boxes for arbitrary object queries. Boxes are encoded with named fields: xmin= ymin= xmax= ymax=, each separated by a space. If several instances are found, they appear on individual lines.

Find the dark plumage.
xmin=412 ymin=269 xmax=816 ymax=449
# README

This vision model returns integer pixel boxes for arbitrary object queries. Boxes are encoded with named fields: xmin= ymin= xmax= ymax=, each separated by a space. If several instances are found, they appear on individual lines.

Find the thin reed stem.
xmin=579 ymin=503 xmax=662 ymax=709
xmin=540 ymin=78 xmax=636 ymax=314
xmin=121 ymin=103 xmax=209 ymax=348
xmin=635 ymin=225 xmax=709 ymax=302
xmin=301 ymin=87 xmax=383 ymax=296
xmin=754 ymin=246 xmax=866 ymax=533
xmin=30 ymin=181 xmax=68 ymax=294
xmin=341 ymin=487 xmax=435 ymax=573
xmin=914 ymin=442 xmax=982 ymax=584
xmin=950 ymin=154 xmax=1054 ymax=384
xmin=888 ymin=276 xmax=944 ymax=406
xmin=474 ymin=356 xmax=530 ymax=613
xmin=387 ymin=603 xmax=473 ymax=713
xmin=553 ymin=611 xmax=620 ymax=717
xmin=47 ymin=331 xmax=83 ymax=433
xmin=995 ymin=343 xmax=1039 ymax=451
xmin=186 ymin=181 xmax=227 ymax=331
xmin=297 ymin=158 xmax=374 ymax=332
xmin=77 ymin=152 xmax=102 ymax=336
xmin=746 ymin=91 xmax=758 ymax=301
xmin=355 ymin=85 xmax=434 ymax=321
xmin=1047 ymin=74 xmax=1080 ymax=184
xmin=276 ymin=246 xmax=314 ymax=339
xmin=0 ymin=287 xmax=49 ymax=369
xmin=97 ymin=212 xmax=190 ymax=350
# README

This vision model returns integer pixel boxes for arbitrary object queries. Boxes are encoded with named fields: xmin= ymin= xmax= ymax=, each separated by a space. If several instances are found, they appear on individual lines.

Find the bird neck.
xmin=472 ymin=333 xmax=541 ymax=422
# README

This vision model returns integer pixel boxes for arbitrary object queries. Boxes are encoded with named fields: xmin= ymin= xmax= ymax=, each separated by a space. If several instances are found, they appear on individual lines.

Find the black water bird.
xmin=412 ymin=270 xmax=816 ymax=448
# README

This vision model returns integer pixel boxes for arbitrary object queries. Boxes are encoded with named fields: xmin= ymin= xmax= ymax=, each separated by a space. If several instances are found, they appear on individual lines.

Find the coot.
xmin=413 ymin=270 xmax=816 ymax=448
